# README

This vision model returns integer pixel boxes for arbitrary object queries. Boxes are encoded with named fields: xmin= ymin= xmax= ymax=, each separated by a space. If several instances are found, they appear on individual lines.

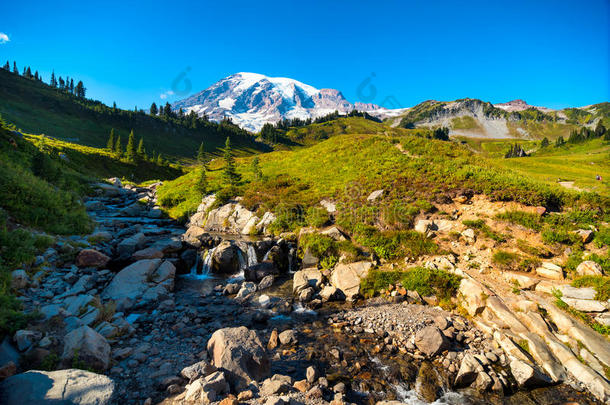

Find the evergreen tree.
xmin=251 ymin=156 xmax=262 ymax=180
xmin=555 ymin=136 xmax=565 ymax=147
xmin=2 ymin=61 xmax=8 ymax=70
xmin=12 ymin=62 xmax=18 ymax=74
xmin=126 ymin=130 xmax=137 ymax=162
xmin=50 ymin=71 xmax=57 ymax=87
xmin=594 ymin=121 xmax=606 ymax=137
xmin=196 ymin=167 xmax=207 ymax=195
xmin=222 ymin=137 xmax=241 ymax=186
xmin=107 ymin=128 xmax=115 ymax=150
xmin=75 ymin=81 xmax=86 ymax=98
xmin=540 ymin=137 xmax=550 ymax=148
xmin=114 ymin=135 xmax=123 ymax=158
xmin=59 ymin=77 xmax=65 ymax=89
xmin=34 ymin=71 xmax=39 ymax=80
xmin=69 ymin=79 xmax=74 ymax=94
xmin=150 ymin=102 xmax=158 ymax=116
xmin=25 ymin=67 xmax=32 ymax=78
xmin=137 ymin=138 xmax=146 ymax=160
xmin=196 ymin=142 xmax=206 ymax=165
xmin=163 ymin=102 xmax=172 ymax=117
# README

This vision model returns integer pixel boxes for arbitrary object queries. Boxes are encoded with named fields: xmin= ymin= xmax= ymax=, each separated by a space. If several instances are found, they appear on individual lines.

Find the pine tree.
xmin=2 ymin=61 xmax=8 ymax=70
xmin=75 ymin=81 xmax=86 ymax=98
xmin=196 ymin=142 xmax=205 ymax=165
xmin=34 ymin=71 xmax=39 ymax=80
xmin=25 ymin=67 xmax=32 ymax=78
xmin=50 ymin=71 xmax=57 ymax=87
xmin=137 ymin=138 xmax=146 ymax=160
xmin=107 ymin=129 xmax=115 ymax=150
xmin=555 ymin=136 xmax=565 ymax=147
xmin=114 ymin=135 xmax=123 ymax=158
xmin=222 ymin=137 xmax=241 ymax=187
xmin=69 ymin=79 xmax=74 ymax=94
xmin=13 ymin=62 xmax=18 ymax=74
xmin=150 ymin=102 xmax=158 ymax=116
xmin=196 ymin=167 xmax=207 ymax=195
xmin=164 ymin=102 xmax=172 ymax=117
xmin=59 ymin=77 xmax=65 ymax=89
xmin=540 ymin=137 xmax=550 ymax=148
xmin=251 ymin=156 xmax=262 ymax=180
xmin=126 ymin=130 xmax=137 ymax=162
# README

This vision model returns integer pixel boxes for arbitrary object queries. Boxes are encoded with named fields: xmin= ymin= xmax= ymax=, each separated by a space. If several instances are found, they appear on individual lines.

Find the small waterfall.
xmin=247 ymin=244 xmax=258 ymax=267
xmin=262 ymin=247 xmax=273 ymax=262
xmin=201 ymin=246 xmax=217 ymax=275
xmin=189 ymin=253 xmax=200 ymax=275
xmin=184 ymin=246 xmax=216 ymax=279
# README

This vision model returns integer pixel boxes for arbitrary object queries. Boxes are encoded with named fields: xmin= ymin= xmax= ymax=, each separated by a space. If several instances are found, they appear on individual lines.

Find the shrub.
xmin=462 ymin=219 xmax=506 ymax=242
xmin=595 ymin=227 xmax=610 ymax=248
xmin=572 ymin=276 xmax=610 ymax=301
xmin=353 ymin=225 xmax=438 ymax=261
xmin=360 ymin=267 xmax=461 ymax=300
xmin=495 ymin=210 xmax=541 ymax=231
xmin=305 ymin=206 xmax=330 ymax=228
xmin=492 ymin=250 xmax=520 ymax=269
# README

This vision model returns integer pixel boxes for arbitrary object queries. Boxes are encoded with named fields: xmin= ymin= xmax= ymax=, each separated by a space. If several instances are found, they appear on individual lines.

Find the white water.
xmin=262 ymin=247 xmax=272 ymax=262
xmin=394 ymin=385 xmax=466 ymax=405
xmin=247 ymin=244 xmax=258 ymax=267
xmin=183 ymin=247 xmax=217 ymax=280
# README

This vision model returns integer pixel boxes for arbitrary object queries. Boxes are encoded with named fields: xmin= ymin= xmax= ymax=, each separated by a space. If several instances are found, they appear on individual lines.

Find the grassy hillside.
xmin=158 ymin=129 xmax=609 ymax=223
xmin=0 ymin=68 xmax=268 ymax=159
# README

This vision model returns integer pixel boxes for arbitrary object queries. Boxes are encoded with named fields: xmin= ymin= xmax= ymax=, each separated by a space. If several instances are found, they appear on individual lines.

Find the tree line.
xmin=2 ymin=60 xmax=86 ymax=99
xmin=540 ymin=121 xmax=608 ymax=149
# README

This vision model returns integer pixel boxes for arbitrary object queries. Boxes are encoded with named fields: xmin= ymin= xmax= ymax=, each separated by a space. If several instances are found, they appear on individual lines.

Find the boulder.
xmin=414 ymin=220 xmax=434 ymax=234
xmin=575 ymin=229 xmax=594 ymax=243
xmin=319 ymin=285 xmax=340 ymax=301
xmin=61 ymin=326 xmax=111 ymax=371
xmin=0 ymin=369 xmax=114 ymax=404
xmin=458 ymin=278 xmax=489 ymax=316
xmin=320 ymin=200 xmax=336 ymax=214
xmin=278 ymin=330 xmax=298 ymax=345
xmin=10 ymin=270 xmax=28 ymax=290
xmin=181 ymin=360 xmax=217 ymax=382
xmin=562 ymin=298 xmax=607 ymax=312
xmin=131 ymin=247 xmax=164 ymax=260
xmin=536 ymin=262 xmax=563 ymax=280
xmin=207 ymin=327 xmax=270 ymax=391
xmin=260 ymin=374 xmax=293 ymax=396
xmin=454 ymin=354 xmax=483 ymax=388
xmin=414 ymin=326 xmax=449 ymax=357
xmin=320 ymin=226 xmax=347 ymax=241
xmin=116 ymin=232 xmax=147 ymax=260
xmin=75 ymin=249 xmax=110 ymax=268
xmin=257 ymin=274 xmax=275 ymax=291
xmin=329 ymin=261 xmax=373 ymax=300
xmin=13 ymin=330 xmax=41 ymax=352
xmin=509 ymin=358 xmax=552 ymax=388
xmin=212 ymin=241 xmax=240 ymax=274
xmin=367 ymin=189 xmax=384 ymax=201
xmin=236 ymin=282 xmax=257 ymax=300
xmin=461 ymin=228 xmax=476 ymax=243
xmin=502 ymin=272 xmax=539 ymax=290
xmin=245 ymin=262 xmax=278 ymax=282
xmin=256 ymin=212 xmax=277 ymax=234
xmin=557 ymin=285 xmax=597 ymax=300
xmin=292 ymin=269 xmax=323 ymax=294
xmin=102 ymin=259 xmax=166 ymax=301
xmin=576 ymin=261 xmax=603 ymax=276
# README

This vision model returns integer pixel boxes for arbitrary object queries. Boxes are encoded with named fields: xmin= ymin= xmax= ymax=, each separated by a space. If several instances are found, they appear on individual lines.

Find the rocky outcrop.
xmin=187 ymin=198 xmax=276 ymax=236
xmin=576 ymin=261 xmax=603 ymax=276
xmin=211 ymin=242 xmax=240 ymax=274
xmin=207 ymin=327 xmax=270 ymax=391
xmin=102 ymin=259 xmax=175 ymax=305
xmin=0 ymin=369 xmax=115 ymax=404
xmin=329 ymin=261 xmax=373 ymax=300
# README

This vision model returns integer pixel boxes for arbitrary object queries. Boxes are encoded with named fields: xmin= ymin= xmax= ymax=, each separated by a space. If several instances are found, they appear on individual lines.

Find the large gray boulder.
xmin=102 ymin=259 xmax=175 ymax=302
xmin=329 ymin=261 xmax=373 ymax=300
xmin=0 ymin=369 xmax=114 ymax=404
xmin=61 ymin=326 xmax=110 ymax=371
xmin=576 ymin=261 xmax=603 ymax=276
xmin=116 ymin=232 xmax=147 ymax=260
xmin=414 ymin=326 xmax=449 ymax=357
xmin=207 ymin=326 xmax=270 ymax=391
xmin=211 ymin=241 xmax=240 ymax=274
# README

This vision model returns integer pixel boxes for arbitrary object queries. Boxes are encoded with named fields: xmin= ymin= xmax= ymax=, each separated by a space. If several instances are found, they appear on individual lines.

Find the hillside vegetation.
xmin=0 ymin=68 xmax=268 ymax=159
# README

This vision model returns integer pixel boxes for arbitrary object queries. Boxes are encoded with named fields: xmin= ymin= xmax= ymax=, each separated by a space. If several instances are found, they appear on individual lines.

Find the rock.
xmin=474 ymin=372 xmax=492 ymax=391
xmin=132 ymin=247 xmax=164 ymax=260
xmin=458 ymin=278 xmax=489 ymax=316
xmin=13 ymin=330 xmax=41 ymax=352
xmin=434 ymin=316 xmax=449 ymax=330
xmin=102 ymin=259 xmax=173 ymax=302
xmin=246 ymin=262 xmax=278 ymax=283
xmin=61 ymin=326 xmax=111 ymax=371
xmin=116 ymin=232 xmax=147 ymax=259
xmin=75 ymin=249 xmax=110 ymax=268
xmin=320 ymin=199 xmax=336 ymax=213
xmin=562 ymin=298 xmax=607 ymax=312
xmin=576 ymin=261 xmax=603 ymax=276
xmin=0 ymin=361 xmax=16 ymax=380
xmin=502 ymin=272 xmax=539 ymax=290
xmin=268 ymin=329 xmax=279 ymax=350
xmin=414 ymin=326 xmax=449 ymax=357
xmin=236 ymin=282 xmax=257 ymax=300
xmin=278 ymin=330 xmax=298 ymax=345
xmin=534 ymin=280 xmax=559 ymax=295
xmin=575 ymin=229 xmax=594 ymax=243
xmin=509 ymin=358 xmax=552 ymax=388
xmin=0 ymin=369 xmax=114 ymax=404
xmin=320 ymin=285 xmax=339 ymax=301
xmin=10 ymin=270 xmax=28 ymax=290
xmin=367 ymin=189 xmax=384 ymax=201
xmin=219 ymin=395 xmax=239 ymax=405
xmin=256 ymin=212 xmax=277 ymax=234
xmin=298 ymin=287 xmax=314 ymax=302
xmin=212 ymin=241 xmax=240 ymax=274
xmin=320 ymin=226 xmax=346 ymax=241
xmin=201 ymin=371 xmax=229 ymax=395
xmin=223 ymin=283 xmax=241 ymax=296
xmin=265 ymin=397 xmax=284 ymax=405
xmin=237 ymin=390 xmax=254 ymax=401
xmin=306 ymin=366 xmax=318 ymax=383
xmin=207 ymin=326 xmax=270 ymax=391
xmin=329 ymin=261 xmax=373 ymax=300
xmin=414 ymin=220 xmax=434 ymax=234
xmin=260 ymin=374 xmax=293 ymax=396
xmin=258 ymin=274 xmax=275 ymax=290
xmin=292 ymin=269 xmax=322 ymax=294
xmin=294 ymin=379 xmax=309 ymax=392
xmin=557 ymin=285 xmax=597 ymax=300
xmin=454 ymin=353 xmax=483 ymax=388
xmin=181 ymin=360 xmax=217 ymax=382
xmin=535 ymin=263 xmax=563 ymax=280
xmin=595 ymin=313 xmax=610 ymax=327
xmin=461 ymin=228 xmax=476 ymax=243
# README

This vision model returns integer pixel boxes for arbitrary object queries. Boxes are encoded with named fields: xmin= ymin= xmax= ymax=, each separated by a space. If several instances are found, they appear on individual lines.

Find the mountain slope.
xmin=172 ymin=72 xmax=384 ymax=132
xmin=0 ymin=69 xmax=268 ymax=159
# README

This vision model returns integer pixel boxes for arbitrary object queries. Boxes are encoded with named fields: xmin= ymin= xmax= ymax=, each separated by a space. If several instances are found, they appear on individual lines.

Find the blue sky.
xmin=1 ymin=0 xmax=608 ymax=110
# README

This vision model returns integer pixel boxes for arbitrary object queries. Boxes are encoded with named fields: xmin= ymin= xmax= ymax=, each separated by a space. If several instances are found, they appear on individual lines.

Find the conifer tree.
xmin=13 ymin=62 xmax=18 ymax=74
xmin=126 ymin=130 xmax=137 ymax=162
xmin=25 ymin=67 xmax=32 ymax=78
xmin=156 ymin=153 xmax=164 ymax=165
xmin=164 ymin=102 xmax=172 ymax=117
xmin=69 ymin=79 xmax=74 ymax=94
xmin=50 ymin=71 xmax=57 ymax=87
xmin=75 ymin=81 xmax=86 ymax=98
xmin=222 ymin=137 xmax=241 ymax=187
xmin=34 ymin=71 xmax=39 ymax=80
xmin=137 ymin=138 xmax=146 ymax=160
xmin=196 ymin=167 xmax=207 ymax=195
xmin=150 ymin=102 xmax=158 ymax=116
xmin=196 ymin=142 xmax=205 ymax=165
xmin=251 ymin=156 xmax=262 ymax=180
xmin=540 ymin=137 xmax=549 ymax=148
xmin=3 ymin=61 xmax=8 ymax=70
xmin=107 ymin=129 xmax=115 ymax=150
xmin=114 ymin=135 xmax=123 ymax=158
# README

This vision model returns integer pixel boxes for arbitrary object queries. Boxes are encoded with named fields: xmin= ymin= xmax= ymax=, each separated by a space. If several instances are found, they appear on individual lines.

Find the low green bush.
xmin=353 ymin=225 xmax=438 ymax=261
xmin=463 ymin=219 xmax=506 ymax=242
xmin=492 ymin=250 xmax=520 ymax=269
xmin=572 ymin=276 xmax=610 ymax=301
xmin=495 ymin=210 xmax=542 ymax=231
xmin=360 ymin=267 xmax=461 ymax=299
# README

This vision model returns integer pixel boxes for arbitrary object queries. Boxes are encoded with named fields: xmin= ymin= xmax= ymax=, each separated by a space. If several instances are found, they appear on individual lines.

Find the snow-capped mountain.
xmin=172 ymin=72 xmax=382 ymax=132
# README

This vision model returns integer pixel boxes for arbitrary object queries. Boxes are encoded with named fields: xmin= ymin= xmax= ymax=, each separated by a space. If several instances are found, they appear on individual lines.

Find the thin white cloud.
xmin=159 ymin=90 xmax=174 ymax=100
xmin=0 ymin=33 xmax=9 ymax=44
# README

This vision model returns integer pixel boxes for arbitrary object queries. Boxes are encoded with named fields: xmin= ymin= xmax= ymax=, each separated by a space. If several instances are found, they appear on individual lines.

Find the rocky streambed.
xmin=0 ymin=181 xmax=605 ymax=405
